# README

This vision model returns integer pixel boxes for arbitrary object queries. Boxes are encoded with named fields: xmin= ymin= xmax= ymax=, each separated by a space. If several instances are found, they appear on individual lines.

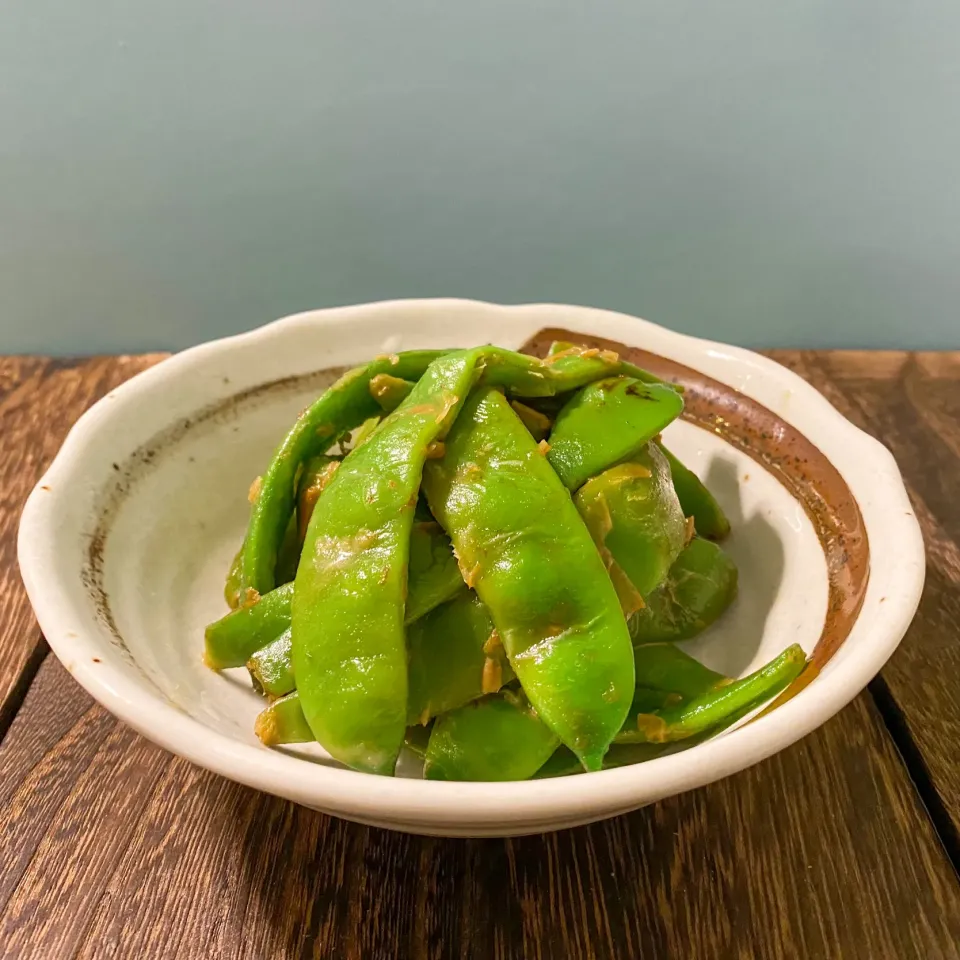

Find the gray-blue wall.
xmin=2 ymin=2 xmax=958 ymax=354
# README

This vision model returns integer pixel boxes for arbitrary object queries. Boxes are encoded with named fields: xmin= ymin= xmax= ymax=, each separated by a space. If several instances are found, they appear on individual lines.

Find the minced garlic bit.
xmin=425 ymin=441 xmax=446 ymax=459
xmin=374 ymin=353 xmax=400 ymax=366
xmin=542 ymin=346 xmax=578 ymax=365
xmin=434 ymin=391 xmax=459 ymax=424
xmin=241 ymin=587 xmax=261 ymax=609
xmin=580 ymin=347 xmax=600 ymax=359
xmin=254 ymin=711 xmax=279 ymax=745
xmin=247 ymin=475 xmax=262 ymax=504
xmin=599 ymin=349 xmax=620 ymax=363
xmin=684 ymin=515 xmax=696 ymax=544
xmin=636 ymin=713 xmax=670 ymax=743
xmin=537 ymin=439 xmax=551 ymax=455
xmin=482 ymin=629 xmax=503 ymax=655
xmin=482 ymin=657 xmax=503 ymax=694
xmin=458 ymin=560 xmax=481 ymax=588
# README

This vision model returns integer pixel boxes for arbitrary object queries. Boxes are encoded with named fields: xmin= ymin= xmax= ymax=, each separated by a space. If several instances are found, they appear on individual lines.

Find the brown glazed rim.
xmin=520 ymin=328 xmax=870 ymax=709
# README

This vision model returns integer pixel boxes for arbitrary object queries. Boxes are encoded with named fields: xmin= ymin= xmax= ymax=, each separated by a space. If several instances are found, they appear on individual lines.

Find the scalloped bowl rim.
xmin=18 ymin=299 xmax=925 ymax=831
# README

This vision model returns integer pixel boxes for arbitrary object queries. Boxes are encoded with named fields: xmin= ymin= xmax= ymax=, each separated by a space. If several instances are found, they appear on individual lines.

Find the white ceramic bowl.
xmin=19 ymin=300 xmax=924 ymax=837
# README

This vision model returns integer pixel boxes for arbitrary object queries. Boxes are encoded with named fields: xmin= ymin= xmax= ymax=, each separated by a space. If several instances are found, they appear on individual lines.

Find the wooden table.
xmin=1 ymin=352 xmax=959 ymax=959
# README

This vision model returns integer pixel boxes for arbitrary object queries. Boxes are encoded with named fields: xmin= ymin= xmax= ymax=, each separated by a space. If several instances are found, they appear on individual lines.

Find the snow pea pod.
xmin=254 ymin=590 xmax=514 ymax=741
xmin=255 ymin=691 xmax=314 ymax=745
xmin=631 ymin=641 xmax=724 ymax=697
xmin=575 ymin=443 xmax=686 ymax=615
xmin=239 ymin=350 xmax=449 ymax=596
xmin=256 ymin=641 xmax=719 ymax=749
xmin=292 ymin=346 xmax=651 ymax=774
xmin=423 ymin=691 xmax=560 ymax=782
xmin=543 ymin=340 xmax=673 ymax=388
xmin=480 ymin=345 xmax=625 ymax=397
xmin=547 ymin=377 xmax=684 ymax=490
xmin=370 ymin=374 xmax=415 ymax=412
xmin=292 ymin=350 xmax=485 ymax=774
xmin=404 ymin=520 xmax=466 ymax=624
xmin=422 ymin=386 xmax=635 ymax=771
xmin=659 ymin=444 xmax=731 ymax=541
xmin=510 ymin=401 xmax=552 ymax=441
xmin=629 ymin=538 xmax=738 ymax=645
xmin=204 ymin=582 xmax=293 ymax=669
xmin=247 ymin=628 xmax=294 ymax=697
xmin=407 ymin=591 xmax=514 ymax=726
xmin=616 ymin=644 xmax=806 ymax=744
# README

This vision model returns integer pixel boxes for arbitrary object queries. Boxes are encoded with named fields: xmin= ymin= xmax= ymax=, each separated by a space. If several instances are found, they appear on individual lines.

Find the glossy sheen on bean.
xmin=422 ymin=387 xmax=635 ymax=771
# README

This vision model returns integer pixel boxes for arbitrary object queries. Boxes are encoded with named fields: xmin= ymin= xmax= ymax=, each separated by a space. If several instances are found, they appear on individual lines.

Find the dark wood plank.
xmin=769 ymin=351 xmax=960 ymax=839
xmin=0 ymin=657 xmax=957 ymax=960
xmin=0 ymin=356 xmax=164 ymax=735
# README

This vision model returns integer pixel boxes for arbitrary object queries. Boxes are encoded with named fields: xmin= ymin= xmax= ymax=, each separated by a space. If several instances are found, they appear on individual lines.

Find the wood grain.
xmin=770 ymin=351 xmax=960 ymax=840
xmin=0 ymin=356 xmax=163 ymax=735
xmin=0 ymin=657 xmax=957 ymax=959
xmin=2 ymin=352 xmax=960 ymax=958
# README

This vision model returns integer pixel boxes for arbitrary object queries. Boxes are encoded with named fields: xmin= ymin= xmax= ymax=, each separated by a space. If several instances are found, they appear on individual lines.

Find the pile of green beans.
xmin=204 ymin=343 xmax=805 ymax=780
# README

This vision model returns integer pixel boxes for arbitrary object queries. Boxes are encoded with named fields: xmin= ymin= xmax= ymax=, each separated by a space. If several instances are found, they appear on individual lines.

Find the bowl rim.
xmin=18 ymin=298 xmax=925 ymax=827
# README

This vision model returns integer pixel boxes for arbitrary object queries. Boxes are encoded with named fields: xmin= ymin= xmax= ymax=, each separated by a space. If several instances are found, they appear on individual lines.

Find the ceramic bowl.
xmin=18 ymin=300 xmax=924 ymax=837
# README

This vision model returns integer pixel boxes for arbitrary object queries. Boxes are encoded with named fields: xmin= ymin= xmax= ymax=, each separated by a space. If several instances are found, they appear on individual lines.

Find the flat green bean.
xmin=547 ymin=377 xmax=683 ymax=490
xmin=630 ymin=538 xmax=738 ymax=644
xmin=423 ymin=691 xmax=561 ymax=782
xmin=423 ymin=387 xmax=634 ymax=770
xmin=407 ymin=591 xmax=514 ymax=726
xmin=575 ymin=444 xmax=686 ymax=613
xmin=204 ymin=582 xmax=293 ymax=670
xmin=240 ymin=350 xmax=448 ymax=596
xmin=247 ymin=628 xmax=294 ymax=698
xmin=616 ymin=644 xmax=806 ymax=744
xmin=659 ymin=444 xmax=731 ymax=541
xmin=255 ymin=691 xmax=314 ymax=745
